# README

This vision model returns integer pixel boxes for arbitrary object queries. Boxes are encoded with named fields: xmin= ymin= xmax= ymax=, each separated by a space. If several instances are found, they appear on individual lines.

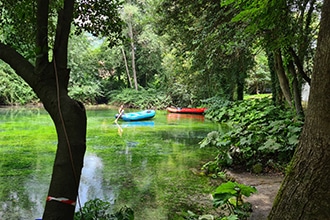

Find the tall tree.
xmin=119 ymin=0 xmax=163 ymax=91
xmin=222 ymin=0 xmax=320 ymax=115
xmin=269 ymin=0 xmax=330 ymax=218
xmin=155 ymin=0 xmax=254 ymax=102
xmin=122 ymin=3 xmax=139 ymax=90
xmin=0 ymin=0 xmax=122 ymax=218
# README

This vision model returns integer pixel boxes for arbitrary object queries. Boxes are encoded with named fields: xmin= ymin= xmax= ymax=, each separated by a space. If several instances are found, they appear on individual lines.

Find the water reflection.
xmin=0 ymin=175 xmax=48 ymax=219
xmin=114 ymin=120 xmax=155 ymax=136
xmin=1 ymin=155 xmax=117 ymax=219
xmin=25 ymin=176 xmax=48 ymax=219
xmin=166 ymin=113 xmax=205 ymax=122
xmin=77 ymin=155 xmax=116 ymax=210
xmin=121 ymin=121 xmax=155 ymax=127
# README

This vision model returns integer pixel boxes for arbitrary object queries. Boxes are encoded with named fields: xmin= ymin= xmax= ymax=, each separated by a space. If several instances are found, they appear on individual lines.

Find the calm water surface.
xmin=0 ymin=107 xmax=220 ymax=220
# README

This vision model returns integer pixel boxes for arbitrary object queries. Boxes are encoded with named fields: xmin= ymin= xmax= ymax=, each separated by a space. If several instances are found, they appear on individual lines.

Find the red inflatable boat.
xmin=166 ymin=107 xmax=207 ymax=114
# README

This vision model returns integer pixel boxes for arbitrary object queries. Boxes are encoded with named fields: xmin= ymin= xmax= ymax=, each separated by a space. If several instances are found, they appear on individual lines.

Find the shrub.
xmin=108 ymin=88 xmax=171 ymax=109
xmin=201 ymin=97 xmax=304 ymax=172
xmin=74 ymin=199 xmax=134 ymax=220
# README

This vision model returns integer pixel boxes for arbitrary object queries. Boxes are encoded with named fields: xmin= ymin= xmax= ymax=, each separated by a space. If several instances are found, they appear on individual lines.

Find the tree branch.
xmin=53 ymin=0 xmax=74 ymax=69
xmin=0 ymin=42 xmax=37 ymax=88
xmin=288 ymin=47 xmax=311 ymax=85
xmin=36 ymin=0 xmax=50 ymax=71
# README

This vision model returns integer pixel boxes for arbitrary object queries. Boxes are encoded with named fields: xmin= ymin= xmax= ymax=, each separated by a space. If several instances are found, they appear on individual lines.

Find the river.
xmin=0 ymin=107 xmax=220 ymax=219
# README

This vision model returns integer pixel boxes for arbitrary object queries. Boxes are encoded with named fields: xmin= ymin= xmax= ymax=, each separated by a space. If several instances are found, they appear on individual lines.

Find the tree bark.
xmin=268 ymin=1 xmax=330 ymax=219
xmin=0 ymin=45 xmax=86 ymax=220
xmin=41 ymin=1 xmax=87 ymax=218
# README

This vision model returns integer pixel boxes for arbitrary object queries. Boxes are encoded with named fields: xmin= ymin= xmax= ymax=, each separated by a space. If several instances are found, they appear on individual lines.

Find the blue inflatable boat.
xmin=115 ymin=110 xmax=156 ymax=121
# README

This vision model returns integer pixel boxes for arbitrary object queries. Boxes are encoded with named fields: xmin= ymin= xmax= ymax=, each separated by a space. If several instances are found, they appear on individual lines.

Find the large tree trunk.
xmin=268 ymin=1 xmax=330 ymax=219
xmin=40 ymin=83 xmax=86 ymax=219
xmin=39 ymin=1 xmax=87 ymax=215
xmin=32 ymin=41 xmax=87 ymax=218
xmin=0 ymin=43 xmax=87 ymax=219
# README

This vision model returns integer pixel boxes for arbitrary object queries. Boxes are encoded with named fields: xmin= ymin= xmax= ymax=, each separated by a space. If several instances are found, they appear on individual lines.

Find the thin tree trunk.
xmin=121 ymin=47 xmax=133 ymax=88
xmin=128 ymin=22 xmax=138 ymax=90
xmin=287 ymin=60 xmax=304 ymax=117
xmin=236 ymin=72 xmax=244 ymax=100
xmin=266 ymin=50 xmax=283 ymax=105
xmin=288 ymin=47 xmax=311 ymax=85
xmin=269 ymin=1 xmax=330 ymax=218
xmin=274 ymin=49 xmax=292 ymax=107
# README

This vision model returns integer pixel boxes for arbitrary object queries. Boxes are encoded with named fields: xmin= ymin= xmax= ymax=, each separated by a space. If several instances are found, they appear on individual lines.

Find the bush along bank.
xmin=201 ymin=97 xmax=304 ymax=174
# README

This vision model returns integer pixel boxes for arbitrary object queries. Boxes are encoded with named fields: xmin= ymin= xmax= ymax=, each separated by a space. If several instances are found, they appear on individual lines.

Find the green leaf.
xmin=236 ymin=183 xmax=257 ymax=197
xmin=288 ymin=125 xmax=301 ymax=134
xmin=213 ymin=181 xmax=238 ymax=195
xmin=288 ymin=135 xmax=299 ymax=145
xmin=259 ymin=139 xmax=281 ymax=151
xmin=213 ymin=193 xmax=235 ymax=207
xmin=213 ymin=181 xmax=257 ymax=208
xmin=213 ymin=181 xmax=257 ymax=197
xmin=221 ymin=215 xmax=239 ymax=220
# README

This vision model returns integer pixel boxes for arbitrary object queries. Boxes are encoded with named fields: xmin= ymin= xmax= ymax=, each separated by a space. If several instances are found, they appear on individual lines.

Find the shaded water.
xmin=0 ymin=107 xmax=220 ymax=219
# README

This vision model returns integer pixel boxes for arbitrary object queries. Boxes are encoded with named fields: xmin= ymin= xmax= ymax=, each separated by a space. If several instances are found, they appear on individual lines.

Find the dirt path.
xmin=226 ymin=170 xmax=284 ymax=220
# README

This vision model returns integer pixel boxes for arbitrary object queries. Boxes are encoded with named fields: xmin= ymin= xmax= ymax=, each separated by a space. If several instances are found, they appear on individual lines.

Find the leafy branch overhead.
xmin=74 ymin=0 xmax=124 ymax=47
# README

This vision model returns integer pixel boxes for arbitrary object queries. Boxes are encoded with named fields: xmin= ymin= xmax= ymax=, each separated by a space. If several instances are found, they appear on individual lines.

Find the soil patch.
xmin=226 ymin=170 xmax=284 ymax=220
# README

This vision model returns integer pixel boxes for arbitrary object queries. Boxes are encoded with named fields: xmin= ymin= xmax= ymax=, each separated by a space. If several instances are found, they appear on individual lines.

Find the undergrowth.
xmin=108 ymin=88 xmax=170 ymax=109
xmin=74 ymin=199 xmax=134 ymax=220
xmin=201 ymin=97 xmax=304 ymax=173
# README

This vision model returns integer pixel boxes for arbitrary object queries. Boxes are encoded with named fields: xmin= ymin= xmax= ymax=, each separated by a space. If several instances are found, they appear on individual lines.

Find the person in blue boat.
xmin=115 ymin=105 xmax=124 ymax=123
xmin=118 ymin=105 xmax=124 ymax=115
xmin=114 ymin=105 xmax=124 ymax=136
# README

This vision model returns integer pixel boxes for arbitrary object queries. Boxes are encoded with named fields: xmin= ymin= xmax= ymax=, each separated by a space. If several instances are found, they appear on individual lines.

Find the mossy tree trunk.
xmin=268 ymin=1 xmax=330 ymax=219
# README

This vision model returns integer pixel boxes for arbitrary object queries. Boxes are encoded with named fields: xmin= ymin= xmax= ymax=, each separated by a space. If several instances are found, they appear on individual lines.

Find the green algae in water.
xmin=0 ymin=108 xmax=220 ymax=220
xmin=0 ymin=108 xmax=55 ymax=219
